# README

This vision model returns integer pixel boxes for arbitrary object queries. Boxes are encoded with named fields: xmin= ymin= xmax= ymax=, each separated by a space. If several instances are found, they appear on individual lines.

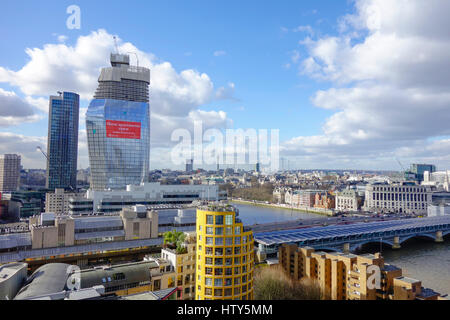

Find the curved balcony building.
xmin=195 ymin=204 xmax=254 ymax=300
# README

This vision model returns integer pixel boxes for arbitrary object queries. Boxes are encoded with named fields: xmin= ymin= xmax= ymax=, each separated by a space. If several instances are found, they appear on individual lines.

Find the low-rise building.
xmin=335 ymin=189 xmax=362 ymax=212
xmin=45 ymin=188 xmax=80 ymax=215
xmin=314 ymin=192 xmax=335 ymax=209
xmin=160 ymin=232 xmax=197 ymax=300
xmin=29 ymin=205 xmax=159 ymax=249
xmin=364 ymin=182 xmax=432 ymax=214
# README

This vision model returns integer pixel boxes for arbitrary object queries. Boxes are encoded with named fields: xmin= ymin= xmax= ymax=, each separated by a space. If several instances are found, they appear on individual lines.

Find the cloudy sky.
xmin=0 ymin=0 xmax=449 ymax=171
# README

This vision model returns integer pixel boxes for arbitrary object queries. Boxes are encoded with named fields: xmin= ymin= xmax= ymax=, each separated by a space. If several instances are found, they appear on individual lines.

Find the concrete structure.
xmin=335 ymin=189 xmax=362 ymax=212
xmin=13 ymin=260 xmax=178 ymax=300
xmin=278 ymin=244 xmax=441 ymax=300
xmin=86 ymin=53 xmax=150 ymax=191
xmin=160 ymin=232 xmax=197 ymax=300
xmin=46 ymin=92 xmax=79 ymax=190
xmin=0 ymin=262 xmax=27 ymax=300
xmin=364 ymin=182 xmax=432 ymax=214
xmin=45 ymin=188 xmax=79 ymax=215
xmin=0 ymin=154 xmax=21 ymax=193
xmin=427 ymin=203 xmax=450 ymax=217
xmin=195 ymin=204 xmax=254 ymax=300
xmin=8 ymin=190 xmax=46 ymax=219
xmin=73 ymin=182 xmax=219 ymax=214
xmin=29 ymin=205 xmax=158 ymax=249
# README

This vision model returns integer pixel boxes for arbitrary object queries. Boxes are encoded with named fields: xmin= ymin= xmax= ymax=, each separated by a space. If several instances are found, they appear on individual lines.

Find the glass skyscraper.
xmin=86 ymin=54 xmax=150 ymax=190
xmin=46 ymin=92 xmax=79 ymax=190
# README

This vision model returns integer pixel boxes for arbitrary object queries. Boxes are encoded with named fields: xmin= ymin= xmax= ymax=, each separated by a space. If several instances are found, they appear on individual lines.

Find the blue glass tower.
xmin=46 ymin=92 xmax=79 ymax=190
xmin=86 ymin=54 xmax=150 ymax=190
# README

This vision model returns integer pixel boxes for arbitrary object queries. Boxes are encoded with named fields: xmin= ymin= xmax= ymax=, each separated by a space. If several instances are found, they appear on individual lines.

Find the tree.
xmin=163 ymin=230 xmax=187 ymax=254
xmin=253 ymin=266 xmax=323 ymax=300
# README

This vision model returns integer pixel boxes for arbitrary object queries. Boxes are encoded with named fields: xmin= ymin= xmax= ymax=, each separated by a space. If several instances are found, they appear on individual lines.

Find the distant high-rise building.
xmin=86 ymin=53 xmax=150 ymax=190
xmin=409 ymin=164 xmax=436 ymax=182
xmin=0 ymin=154 xmax=21 ymax=192
xmin=46 ymin=92 xmax=79 ymax=190
xmin=255 ymin=162 xmax=260 ymax=173
xmin=186 ymin=159 xmax=193 ymax=173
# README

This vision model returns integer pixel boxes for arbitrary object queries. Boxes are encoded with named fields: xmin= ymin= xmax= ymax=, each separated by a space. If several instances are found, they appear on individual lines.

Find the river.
xmin=233 ymin=203 xmax=450 ymax=296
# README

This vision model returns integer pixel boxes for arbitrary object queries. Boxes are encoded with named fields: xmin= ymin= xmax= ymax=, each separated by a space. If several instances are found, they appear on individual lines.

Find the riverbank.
xmin=230 ymin=199 xmax=334 ymax=217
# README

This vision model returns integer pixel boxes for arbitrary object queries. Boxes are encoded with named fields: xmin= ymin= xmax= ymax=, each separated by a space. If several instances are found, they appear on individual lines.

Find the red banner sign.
xmin=106 ymin=120 xmax=141 ymax=139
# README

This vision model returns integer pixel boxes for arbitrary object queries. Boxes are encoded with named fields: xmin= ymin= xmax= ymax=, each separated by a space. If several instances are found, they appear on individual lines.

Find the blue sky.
xmin=1 ymin=0 xmax=450 ymax=171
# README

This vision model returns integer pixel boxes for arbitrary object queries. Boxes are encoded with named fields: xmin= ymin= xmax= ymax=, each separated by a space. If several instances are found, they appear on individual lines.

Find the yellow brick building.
xmin=195 ymin=204 xmax=254 ymax=300
xmin=278 ymin=243 xmax=442 ymax=300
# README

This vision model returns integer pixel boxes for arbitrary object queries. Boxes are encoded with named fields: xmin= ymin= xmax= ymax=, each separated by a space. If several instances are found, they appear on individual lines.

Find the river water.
xmin=234 ymin=203 xmax=450 ymax=296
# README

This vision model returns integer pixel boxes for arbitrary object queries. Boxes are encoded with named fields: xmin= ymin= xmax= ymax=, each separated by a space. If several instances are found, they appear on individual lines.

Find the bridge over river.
xmin=254 ymin=215 xmax=450 ymax=258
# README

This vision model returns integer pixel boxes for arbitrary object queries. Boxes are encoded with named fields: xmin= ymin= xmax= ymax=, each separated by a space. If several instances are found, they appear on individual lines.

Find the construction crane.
xmin=395 ymin=158 xmax=405 ymax=172
xmin=36 ymin=146 xmax=48 ymax=160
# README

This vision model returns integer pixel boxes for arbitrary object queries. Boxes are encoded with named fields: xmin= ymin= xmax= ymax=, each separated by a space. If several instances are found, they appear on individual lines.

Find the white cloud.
xmin=213 ymin=50 xmax=227 ymax=57
xmin=0 ymin=29 xmax=235 ymax=169
xmin=285 ymin=0 xmax=450 ymax=169
xmin=0 ymin=88 xmax=42 ymax=126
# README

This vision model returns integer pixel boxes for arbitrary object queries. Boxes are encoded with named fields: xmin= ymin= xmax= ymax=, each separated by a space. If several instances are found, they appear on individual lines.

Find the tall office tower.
xmin=0 ymin=154 xmax=21 ymax=192
xmin=86 ymin=53 xmax=150 ymax=190
xmin=410 ymin=164 xmax=436 ymax=182
xmin=186 ymin=159 xmax=193 ymax=173
xmin=46 ymin=92 xmax=79 ymax=190
xmin=195 ymin=204 xmax=254 ymax=300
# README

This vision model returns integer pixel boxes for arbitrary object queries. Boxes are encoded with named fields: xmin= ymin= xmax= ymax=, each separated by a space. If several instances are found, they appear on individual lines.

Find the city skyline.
xmin=0 ymin=0 xmax=450 ymax=171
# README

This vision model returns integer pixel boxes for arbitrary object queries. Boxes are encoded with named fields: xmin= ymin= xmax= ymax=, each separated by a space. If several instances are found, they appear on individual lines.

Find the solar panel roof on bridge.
xmin=254 ymin=216 xmax=450 ymax=246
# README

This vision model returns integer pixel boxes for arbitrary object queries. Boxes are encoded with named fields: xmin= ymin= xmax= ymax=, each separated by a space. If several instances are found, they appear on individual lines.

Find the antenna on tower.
xmin=113 ymin=36 xmax=119 ymax=54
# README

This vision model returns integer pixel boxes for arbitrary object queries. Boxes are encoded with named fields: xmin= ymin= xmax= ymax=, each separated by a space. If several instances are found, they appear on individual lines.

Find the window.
xmin=215 ymin=258 xmax=223 ymax=266
xmin=225 ymin=258 xmax=233 ymax=266
xmin=215 ymin=268 xmax=223 ymax=276
xmin=235 ymin=237 xmax=241 ymax=245
xmin=235 ymin=226 xmax=241 ymax=235
xmin=205 ymin=278 xmax=212 ymax=286
xmin=205 ymin=267 xmax=213 ymax=275
xmin=234 ymin=247 xmax=241 ymax=254
xmin=215 ymin=237 xmax=223 ymax=245
xmin=225 ymin=278 xmax=232 ymax=286
xmin=206 ymin=257 xmax=213 ymax=265
xmin=225 ymin=227 xmax=233 ymax=235
xmin=225 ymin=268 xmax=233 ymax=276
xmin=206 ymin=215 xmax=214 ymax=224
xmin=225 ymin=215 xmax=233 ymax=225
xmin=206 ymin=247 xmax=213 ymax=255
xmin=215 ymin=227 xmax=223 ymax=235
xmin=225 ymin=237 xmax=233 ymax=245
xmin=225 ymin=247 xmax=233 ymax=255
xmin=215 ymin=248 xmax=223 ymax=255
xmin=214 ymin=289 xmax=223 ymax=297
xmin=224 ymin=288 xmax=232 ymax=296
xmin=214 ymin=278 xmax=223 ymax=286
xmin=205 ymin=288 xmax=212 ymax=296
xmin=206 ymin=227 xmax=214 ymax=235
xmin=234 ymin=257 xmax=241 ymax=264
xmin=216 ymin=215 xmax=224 ymax=225
xmin=206 ymin=237 xmax=213 ymax=245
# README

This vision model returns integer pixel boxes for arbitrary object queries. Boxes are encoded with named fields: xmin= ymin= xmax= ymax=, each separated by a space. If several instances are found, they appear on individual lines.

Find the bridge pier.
xmin=392 ymin=236 xmax=401 ymax=249
xmin=435 ymin=231 xmax=444 ymax=243
xmin=343 ymin=243 xmax=350 ymax=254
